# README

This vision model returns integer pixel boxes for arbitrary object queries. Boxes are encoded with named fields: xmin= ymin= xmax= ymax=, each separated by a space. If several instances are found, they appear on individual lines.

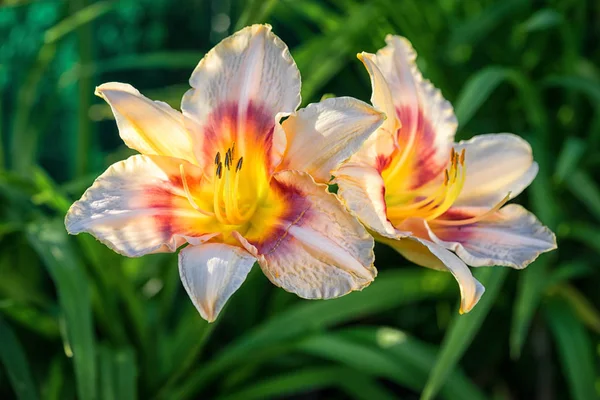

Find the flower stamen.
xmin=429 ymin=192 xmax=511 ymax=226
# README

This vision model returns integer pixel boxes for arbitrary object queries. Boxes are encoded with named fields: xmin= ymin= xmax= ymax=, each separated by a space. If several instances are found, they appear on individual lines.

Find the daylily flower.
xmin=65 ymin=25 xmax=385 ymax=322
xmin=334 ymin=36 xmax=557 ymax=313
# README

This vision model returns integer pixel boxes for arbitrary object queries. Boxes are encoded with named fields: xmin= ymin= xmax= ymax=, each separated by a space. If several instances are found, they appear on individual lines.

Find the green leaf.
xmin=545 ymin=299 xmax=597 ymax=400
xmin=554 ymin=137 xmax=586 ymax=184
xmin=27 ymin=220 xmax=97 ymax=400
xmin=454 ymin=66 xmax=511 ymax=127
xmin=297 ymin=328 xmax=486 ymax=400
xmin=448 ymin=0 xmax=526 ymax=50
xmin=421 ymin=267 xmax=509 ymax=400
xmin=551 ymin=284 xmax=600 ymax=334
xmin=168 ymin=269 xmax=455 ymax=399
xmin=0 ymin=316 xmax=39 ymax=400
xmin=566 ymin=169 xmax=600 ymax=223
xmin=510 ymin=257 xmax=549 ymax=359
xmin=217 ymin=366 xmax=361 ymax=400
xmin=520 ymin=9 xmax=563 ymax=33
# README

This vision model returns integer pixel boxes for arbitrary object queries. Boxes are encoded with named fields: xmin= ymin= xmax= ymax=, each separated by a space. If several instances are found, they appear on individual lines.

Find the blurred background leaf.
xmin=0 ymin=0 xmax=598 ymax=399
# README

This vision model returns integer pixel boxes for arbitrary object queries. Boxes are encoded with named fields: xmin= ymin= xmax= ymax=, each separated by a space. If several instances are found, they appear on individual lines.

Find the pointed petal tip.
xmin=459 ymin=279 xmax=486 ymax=314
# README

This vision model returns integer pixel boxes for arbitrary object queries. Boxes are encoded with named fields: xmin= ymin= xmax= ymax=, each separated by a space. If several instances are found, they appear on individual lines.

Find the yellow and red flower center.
xmin=385 ymin=148 xmax=467 ymax=223
xmin=174 ymin=101 xmax=291 ymax=243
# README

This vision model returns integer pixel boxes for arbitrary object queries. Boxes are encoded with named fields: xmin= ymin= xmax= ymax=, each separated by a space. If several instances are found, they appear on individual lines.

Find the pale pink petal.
xmin=65 ymin=155 xmax=214 ymax=257
xmin=95 ymin=83 xmax=196 ymax=164
xmin=349 ymin=52 xmax=399 ymax=166
xmin=453 ymin=134 xmax=539 ymax=207
xmin=334 ymin=163 xmax=408 ymax=238
xmin=372 ymin=35 xmax=457 ymax=189
xmin=388 ymin=236 xmax=485 ymax=313
xmin=181 ymin=24 xmax=301 ymax=171
xmin=279 ymin=97 xmax=385 ymax=182
xmin=251 ymin=170 xmax=376 ymax=299
xmin=426 ymin=204 xmax=557 ymax=268
xmin=179 ymin=243 xmax=256 ymax=322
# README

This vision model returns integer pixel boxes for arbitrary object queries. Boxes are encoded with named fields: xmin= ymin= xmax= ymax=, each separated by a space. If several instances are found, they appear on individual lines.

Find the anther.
xmin=215 ymin=152 xmax=221 ymax=165
xmin=459 ymin=149 xmax=465 ymax=165
xmin=450 ymin=148 xmax=455 ymax=161
xmin=231 ymin=142 xmax=236 ymax=159
xmin=216 ymin=162 xmax=223 ymax=178
xmin=224 ymin=151 xmax=230 ymax=169
xmin=236 ymin=157 xmax=244 ymax=172
xmin=443 ymin=169 xmax=449 ymax=186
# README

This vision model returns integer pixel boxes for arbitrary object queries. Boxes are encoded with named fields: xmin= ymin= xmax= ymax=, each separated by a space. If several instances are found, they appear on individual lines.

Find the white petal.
xmin=348 ymin=52 xmax=399 ymax=165
xmin=255 ymin=170 xmax=376 ymax=299
xmin=65 ymin=155 xmax=213 ymax=257
xmin=182 ymin=24 xmax=300 ymax=129
xmin=371 ymin=36 xmax=457 ymax=188
xmin=179 ymin=243 xmax=255 ymax=322
xmin=95 ymin=83 xmax=196 ymax=164
xmin=427 ymin=204 xmax=557 ymax=268
xmin=334 ymin=163 xmax=404 ymax=238
xmin=454 ymin=134 xmax=539 ymax=207
xmin=389 ymin=237 xmax=485 ymax=313
xmin=181 ymin=24 xmax=300 ymax=173
xmin=280 ymin=97 xmax=385 ymax=182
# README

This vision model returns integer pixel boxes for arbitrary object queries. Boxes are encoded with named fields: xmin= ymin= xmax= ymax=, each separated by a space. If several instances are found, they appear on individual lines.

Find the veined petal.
xmin=65 ymin=155 xmax=214 ymax=257
xmin=179 ymin=243 xmax=255 ymax=322
xmin=426 ymin=204 xmax=557 ymax=268
xmin=453 ymin=134 xmax=539 ymax=207
xmin=253 ymin=170 xmax=376 ymax=299
xmin=95 ymin=83 xmax=196 ymax=164
xmin=334 ymin=163 xmax=406 ymax=238
xmin=386 ymin=236 xmax=485 ymax=313
xmin=349 ymin=52 xmax=399 ymax=166
xmin=182 ymin=24 xmax=301 ymax=171
xmin=279 ymin=97 xmax=385 ymax=182
xmin=373 ymin=36 xmax=457 ymax=190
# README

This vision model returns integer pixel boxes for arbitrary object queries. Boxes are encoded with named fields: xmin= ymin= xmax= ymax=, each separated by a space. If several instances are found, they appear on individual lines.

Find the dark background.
xmin=0 ymin=0 xmax=598 ymax=399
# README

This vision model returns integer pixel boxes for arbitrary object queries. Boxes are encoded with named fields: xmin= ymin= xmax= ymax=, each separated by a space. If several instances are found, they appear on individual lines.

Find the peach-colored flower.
xmin=334 ymin=36 xmax=557 ymax=313
xmin=65 ymin=25 xmax=385 ymax=322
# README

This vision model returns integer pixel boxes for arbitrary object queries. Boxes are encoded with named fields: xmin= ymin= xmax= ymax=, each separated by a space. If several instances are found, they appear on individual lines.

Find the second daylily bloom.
xmin=65 ymin=25 xmax=385 ymax=322
xmin=334 ymin=36 xmax=557 ymax=313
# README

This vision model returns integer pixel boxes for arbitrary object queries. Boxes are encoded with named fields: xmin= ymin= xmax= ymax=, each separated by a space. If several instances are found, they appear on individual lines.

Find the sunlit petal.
xmin=280 ymin=97 xmax=385 ymax=182
xmin=95 ymin=82 xmax=196 ymax=164
xmin=388 ymin=236 xmax=485 ymax=313
xmin=453 ymin=134 xmax=539 ymax=207
xmin=65 ymin=155 xmax=214 ymax=257
xmin=334 ymin=163 xmax=408 ymax=238
xmin=254 ymin=170 xmax=376 ymax=299
xmin=372 ymin=35 xmax=457 ymax=189
xmin=182 ymin=24 xmax=301 ymax=170
xmin=350 ymin=52 xmax=399 ymax=165
xmin=179 ymin=243 xmax=255 ymax=322
xmin=426 ymin=204 xmax=557 ymax=268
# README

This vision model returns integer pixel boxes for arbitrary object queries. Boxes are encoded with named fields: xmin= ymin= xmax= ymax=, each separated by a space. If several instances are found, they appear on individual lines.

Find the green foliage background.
xmin=0 ymin=0 xmax=599 ymax=398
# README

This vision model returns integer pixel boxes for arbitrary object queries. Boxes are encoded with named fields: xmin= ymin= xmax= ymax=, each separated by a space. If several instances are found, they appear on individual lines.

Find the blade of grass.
xmin=545 ymin=298 xmax=597 ymax=400
xmin=10 ymin=0 xmax=115 ymax=173
xmin=298 ymin=328 xmax=486 ymax=400
xmin=454 ymin=66 xmax=512 ymax=127
xmin=166 ymin=269 xmax=455 ymax=399
xmin=0 ymin=316 xmax=39 ymax=400
xmin=550 ymin=284 xmax=600 ymax=334
xmin=510 ymin=256 xmax=549 ymax=359
xmin=565 ymin=169 xmax=600 ymax=223
xmin=27 ymin=219 xmax=97 ymax=400
xmin=217 ymin=366 xmax=362 ymax=400
xmin=421 ymin=267 xmax=509 ymax=400
xmin=554 ymin=137 xmax=585 ymax=184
